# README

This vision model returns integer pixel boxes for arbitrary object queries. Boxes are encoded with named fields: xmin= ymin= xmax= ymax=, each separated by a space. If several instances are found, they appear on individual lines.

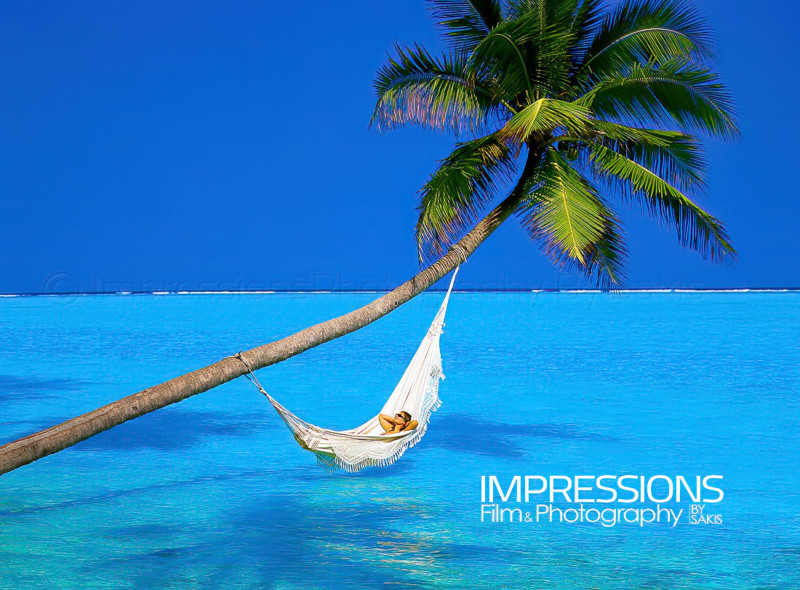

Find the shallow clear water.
xmin=1 ymin=292 xmax=798 ymax=589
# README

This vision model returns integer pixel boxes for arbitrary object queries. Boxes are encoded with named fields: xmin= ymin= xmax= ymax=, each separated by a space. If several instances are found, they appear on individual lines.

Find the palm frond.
xmin=589 ymin=142 xmax=734 ymax=260
xmin=470 ymin=26 xmax=537 ymax=103
xmin=416 ymin=134 xmax=518 ymax=261
xmin=567 ymin=0 xmax=607 ymax=70
xmin=428 ymin=0 xmax=504 ymax=51
xmin=469 ymin=9 xmax=579 ymax=103
xmin=587 ymin=121 xmax=706 ymax=192
xmin=498 ymin=98 xmax=593 ymax=144
xmin=576 ymin=0 xmax=715 ymax=85
xmin=582 ymin=216 xmax=629 ymax=289
xmin=505 ymin=0 xmax=579 ymax=24
xmin=519 ymin=148 xmax=614 ymax=267
xmin=578 ymin=58 xmax=738 ymax=138
xmin=498 ymin=0 xmax=582 ymax=97
xmin=371 ymin=44 xmax=504 ymax=134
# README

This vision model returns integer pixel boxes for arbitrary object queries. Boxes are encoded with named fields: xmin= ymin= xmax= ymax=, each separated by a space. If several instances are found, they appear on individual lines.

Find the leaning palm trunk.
xmin=0 ymin=191 xmax=525 ymax=477
xmin=1 ymin=0 xmax=740 ymax=477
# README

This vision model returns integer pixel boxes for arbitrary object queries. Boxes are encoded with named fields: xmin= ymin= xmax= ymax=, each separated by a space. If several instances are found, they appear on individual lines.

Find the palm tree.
xmin=373 ymin=0 xmax=736 ymax=284
xmin=0 ymin=0 xmax=736 ymax=476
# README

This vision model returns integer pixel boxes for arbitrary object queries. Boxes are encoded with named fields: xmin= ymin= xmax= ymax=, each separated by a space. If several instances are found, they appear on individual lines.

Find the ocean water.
xmin=0 ymin=291 xmax=798 ymax=589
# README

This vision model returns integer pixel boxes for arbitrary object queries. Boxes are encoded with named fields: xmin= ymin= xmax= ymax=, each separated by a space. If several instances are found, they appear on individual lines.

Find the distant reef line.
xmin=1 ymin=288 xmax=798 ymax=297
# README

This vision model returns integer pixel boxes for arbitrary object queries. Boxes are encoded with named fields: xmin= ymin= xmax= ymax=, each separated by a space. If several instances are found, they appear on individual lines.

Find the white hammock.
xmin=238 ymin=268 xmax=459 ymax=472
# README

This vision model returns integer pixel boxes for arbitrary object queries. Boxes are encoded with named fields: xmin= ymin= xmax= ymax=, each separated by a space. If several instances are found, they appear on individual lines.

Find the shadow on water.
xmin=0 ymin=468 xmax=278 ymax=518
xmin=425 ymin=412 xmax=619 ymax=458
xmin=72 ymin=407 xmax=275 ymax=452
xmin=0 ymin=374 xmax=90 ymax=403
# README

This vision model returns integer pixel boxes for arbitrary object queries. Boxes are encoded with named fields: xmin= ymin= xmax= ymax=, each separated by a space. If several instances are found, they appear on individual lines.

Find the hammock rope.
xmin=235 ymin=353 xmax=269 ymax=399
xmin=234 ymin=267 xmax=460 ymax=472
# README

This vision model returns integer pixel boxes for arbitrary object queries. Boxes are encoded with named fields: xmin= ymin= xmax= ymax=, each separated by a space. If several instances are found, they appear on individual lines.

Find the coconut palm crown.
xmin=371 ymin=0 xmax=738 ymax=287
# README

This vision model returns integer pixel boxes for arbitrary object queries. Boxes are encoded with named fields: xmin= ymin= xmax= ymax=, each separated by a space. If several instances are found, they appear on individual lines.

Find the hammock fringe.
xmin=322 ymin=389 xmax=444 ymax=473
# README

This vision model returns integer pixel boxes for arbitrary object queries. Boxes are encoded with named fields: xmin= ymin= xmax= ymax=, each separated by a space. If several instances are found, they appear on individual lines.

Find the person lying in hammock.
xmin=378 ymin=411 xmax=418 ymax=435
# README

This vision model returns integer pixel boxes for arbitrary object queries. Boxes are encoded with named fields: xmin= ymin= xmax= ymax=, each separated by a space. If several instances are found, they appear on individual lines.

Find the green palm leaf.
xmin=470 ymin=10 xmax=577 ymax=104
xmin=578 ymin=59 xmax=738 ymax=138
xmin=519 ymin=148 xmax=612 ymax=267
xmin=587 ymin=121 xmax=706 ymax=192
xmin=567 ymin=0 xmax=607 ymax=66
xmin=498 ymin=98 xmax=593 ymax=144
xmin=417 ymin=134 xmax=518 ymax=260
xmin=582 ymin=218 xmax=628 ymax=289
xmin=589 ymin=142 xmax=734 ymax=260
xmin=371 ymin=44 xmax=503 ymax=134
xmin=428 ymin=0 xmax=503 ymax=51
xmin=576 ymin=0 xmax=714 ymax=86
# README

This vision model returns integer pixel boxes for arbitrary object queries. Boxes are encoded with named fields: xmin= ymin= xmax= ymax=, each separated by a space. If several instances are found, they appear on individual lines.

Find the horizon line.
xmin=1 ymin=287 xmax=799 ymax=297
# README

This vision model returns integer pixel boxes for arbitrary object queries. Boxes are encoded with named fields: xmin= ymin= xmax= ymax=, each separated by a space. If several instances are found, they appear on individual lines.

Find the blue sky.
xmin=1 ymin=1 xmax=798 ymax=292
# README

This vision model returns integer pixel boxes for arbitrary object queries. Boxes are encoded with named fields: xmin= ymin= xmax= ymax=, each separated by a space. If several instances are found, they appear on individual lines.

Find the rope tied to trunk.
xmin=450 ymin=244 xmax=469 ymax=264
xmin=233 ymin=352 xmax=269 ymax=397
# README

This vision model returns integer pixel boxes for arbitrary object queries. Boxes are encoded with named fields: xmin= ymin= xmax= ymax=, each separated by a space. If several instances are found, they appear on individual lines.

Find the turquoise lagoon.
xmin=1 ymin=291 xmax=799 ymax=589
